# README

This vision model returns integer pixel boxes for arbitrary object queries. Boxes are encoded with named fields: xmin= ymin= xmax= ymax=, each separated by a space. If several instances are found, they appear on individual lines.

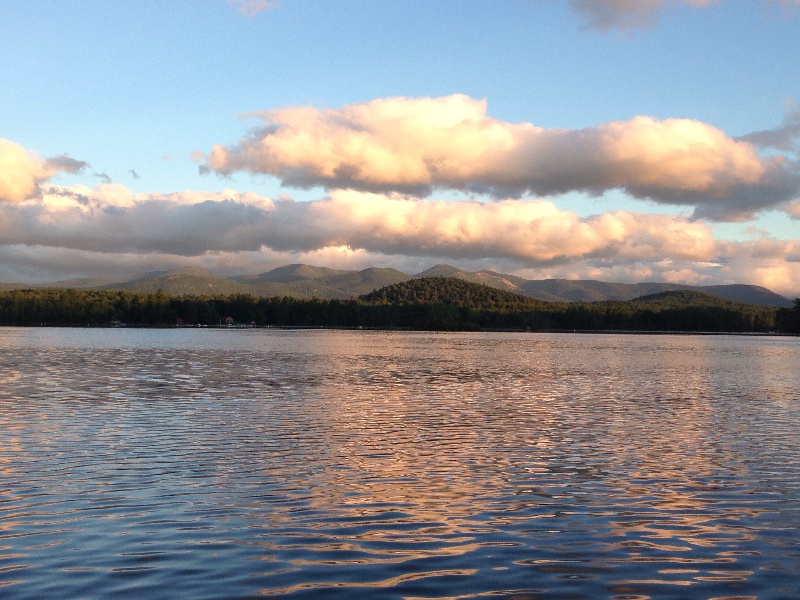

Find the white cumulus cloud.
xmin=0 ymin=139 xmax=87 ymax=203
xmin=202 ymin=95 xmax=797 ymax=221
xmin=0 ymin=184 xmax=717 ymax=268
xmin=3 ymin=134 xmax=798 ymax=296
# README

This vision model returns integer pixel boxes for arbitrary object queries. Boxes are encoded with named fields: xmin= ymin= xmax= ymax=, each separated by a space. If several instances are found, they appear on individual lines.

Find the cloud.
xmin=227 ymin=0 xmax=280 ymax=18
xmin=0 ymin=139 xmax=88 ymax=203
xmin=0 ymin=184 xmax=716 ymax=264
xmin=0 ymin=243 xmax=384 ymax=286
xmin=567 ymin=0 xmax=800 ymax=31
xmin=737 ymin=105 xmax=800 ymax=152
xmin=513 ymin=245 xmax=800 ymax=298
xmin=270 ymin=190 xmax=719 ymax=264
xmin=714 ymin=238 xmax=800 ymax=297
xmin=202 ymin=95 xmax=797 ymax=220
xmin=690 ymin=160 xmax=800 ymax=221
xmin=784 ymin=200 xmax=800 ymax=219
xmin=0 ymin=139 xmax=51 ymax=203
xmin=1 ymin=183 xmax=797 ymax=297
xmin=45 ymin=155 xmax=89 ymax=175
xmin=568 ymin=0 xmax=717 ymax=32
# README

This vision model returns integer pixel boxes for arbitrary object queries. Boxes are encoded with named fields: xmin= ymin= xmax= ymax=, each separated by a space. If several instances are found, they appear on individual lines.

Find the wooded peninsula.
xmin=1 ymin=277 xmax=798 ymax=333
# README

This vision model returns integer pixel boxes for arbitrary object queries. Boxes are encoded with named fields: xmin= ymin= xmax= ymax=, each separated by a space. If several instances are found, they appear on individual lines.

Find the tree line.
xmin=0 ymin=279 xmax=797 ymax=333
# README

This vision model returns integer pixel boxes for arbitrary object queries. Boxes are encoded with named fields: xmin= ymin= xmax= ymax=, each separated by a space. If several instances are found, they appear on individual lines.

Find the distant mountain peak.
xmin=0 ymin=263 xmax=791 ymax=307
xmin=244 ymin=263 xmax=349 ymax=284
xmin=163 ymin=266 xmax=219 ymax=278
xmin=415 ymin=264 xmax=463 ymax=277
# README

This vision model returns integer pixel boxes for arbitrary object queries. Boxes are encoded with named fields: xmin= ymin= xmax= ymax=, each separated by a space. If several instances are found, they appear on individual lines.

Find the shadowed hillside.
xmin=101 ymin=268 xmax=253 ymax=295
xmin=361 ymin=276 xmax=549 ymax=310
xmin=631 ymin=290 xmax=746 ymax=307
xmin=520 ymin=278 xmax=792 ymax=307
xmin=414 ymin=264 xmax=560 ymax=299
xmin=236 ymin=264 xmax=348 ymax=285
xmin=0 ymin=278 xmax=787 ymax=332
xmin=0 ymin=263 xmax=792 ymax=307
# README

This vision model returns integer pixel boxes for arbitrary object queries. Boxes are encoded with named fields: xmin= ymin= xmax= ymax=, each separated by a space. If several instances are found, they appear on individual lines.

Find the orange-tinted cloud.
xmin=1 ymin=183 xmax=798 ymax=296
xmin=785 ymin=200 xmax=800 ymax=219
xmin=0 ymin=139 xmax=87 ymax=203
xmin=202 ymin=95 xmax=796 ymax=220
xmin=738 ymin=105 xmax=800 ymax=152
xmin=0 ymin=185 xmax=715 ymax=264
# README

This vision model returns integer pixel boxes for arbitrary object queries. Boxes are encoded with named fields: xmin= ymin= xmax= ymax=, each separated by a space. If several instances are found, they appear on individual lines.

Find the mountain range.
xmin=0 ymin=263 xmax=792 ymax=307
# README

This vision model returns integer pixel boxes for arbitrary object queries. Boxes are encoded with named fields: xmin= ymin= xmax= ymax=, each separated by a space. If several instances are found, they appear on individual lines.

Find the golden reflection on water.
xmin=0 ymin=330 xmax=798 ymax=599
xmin=265 ymin=332 xmax=800 ymax=596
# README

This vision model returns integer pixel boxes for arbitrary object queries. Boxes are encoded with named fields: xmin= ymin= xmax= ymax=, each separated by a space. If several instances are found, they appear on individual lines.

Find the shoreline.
xmin=1 ymin=323 xmax=796 ymax=337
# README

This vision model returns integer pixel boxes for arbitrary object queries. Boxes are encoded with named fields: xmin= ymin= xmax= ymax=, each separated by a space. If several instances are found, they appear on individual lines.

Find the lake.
xmin=0 ymin=328 xmax=798 ymax=599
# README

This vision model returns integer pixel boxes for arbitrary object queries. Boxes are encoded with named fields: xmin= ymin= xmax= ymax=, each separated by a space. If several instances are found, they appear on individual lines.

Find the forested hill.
xmin=360 ymin=277 xmax=551 ymax=310
xmin=357 ymin=277 xmax=787 ymax=332
xmin=1 ymin=263 xmax=791 ymax=307
xmin=0 ymin=280 xmax=797 ymax=332
xmin=630 ymin=289 xmax=755 ymax=307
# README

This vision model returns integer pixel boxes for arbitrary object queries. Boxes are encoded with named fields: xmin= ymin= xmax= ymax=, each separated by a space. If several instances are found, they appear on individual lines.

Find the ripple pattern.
xmin=0 ymin=329 xmax=799 ymax=599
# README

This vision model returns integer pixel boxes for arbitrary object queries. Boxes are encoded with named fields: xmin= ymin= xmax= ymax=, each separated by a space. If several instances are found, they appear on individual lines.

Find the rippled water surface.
xmin=1 ymin=328 xmax=799 ymax=599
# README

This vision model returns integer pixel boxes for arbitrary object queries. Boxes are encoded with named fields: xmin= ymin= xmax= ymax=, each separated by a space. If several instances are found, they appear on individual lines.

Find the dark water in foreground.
xmin=0 ymin=329 xmax=798 ymax=599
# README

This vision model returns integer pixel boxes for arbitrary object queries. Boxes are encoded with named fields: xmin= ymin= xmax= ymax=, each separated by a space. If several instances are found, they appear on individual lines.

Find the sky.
xmin=1 ymin=0 xmax=799 ymax=297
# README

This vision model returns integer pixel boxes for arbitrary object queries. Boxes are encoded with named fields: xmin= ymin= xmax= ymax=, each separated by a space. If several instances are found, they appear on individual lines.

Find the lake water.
xmin=0 ymin=328 xmax=798 ymax=599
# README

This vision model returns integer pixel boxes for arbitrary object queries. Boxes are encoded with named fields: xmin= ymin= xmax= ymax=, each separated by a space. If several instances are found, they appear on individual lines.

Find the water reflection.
xmin=0 ymin=329 xmax=798 ymax=599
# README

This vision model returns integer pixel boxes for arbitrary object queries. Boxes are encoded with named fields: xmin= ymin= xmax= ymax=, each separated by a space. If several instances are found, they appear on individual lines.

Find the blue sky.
xmin=1 ymin=1 xmax=799 ymax=295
